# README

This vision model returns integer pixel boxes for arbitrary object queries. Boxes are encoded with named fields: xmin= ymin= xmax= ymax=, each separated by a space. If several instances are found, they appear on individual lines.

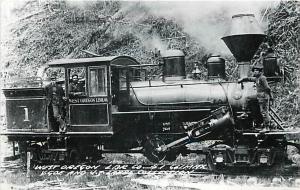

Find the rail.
xmin=128 ymin=80 xmax=238 ymax=89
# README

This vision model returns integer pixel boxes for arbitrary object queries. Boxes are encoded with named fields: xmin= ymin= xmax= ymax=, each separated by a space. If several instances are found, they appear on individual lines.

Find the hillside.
xmin=1 ymin=0 xmax=209 ymax=77
xmin=0 ymin=0 xmax=299 ymax=127
xmin=265 ymin=0 xmax=299 ymax=126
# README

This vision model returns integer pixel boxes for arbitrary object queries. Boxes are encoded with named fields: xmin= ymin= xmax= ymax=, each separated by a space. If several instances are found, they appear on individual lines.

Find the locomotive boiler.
xmin=1 ymin=14 xmax=299 ymax=169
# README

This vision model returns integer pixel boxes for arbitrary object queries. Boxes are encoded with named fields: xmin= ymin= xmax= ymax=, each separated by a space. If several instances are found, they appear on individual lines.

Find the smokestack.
xmin=221 ymin=14 xmax=266 ymax=78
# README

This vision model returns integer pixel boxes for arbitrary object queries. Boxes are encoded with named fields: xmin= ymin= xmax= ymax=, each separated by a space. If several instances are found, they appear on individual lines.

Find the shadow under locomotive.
xmin=1 ymin=14 xmax=300 ymax=171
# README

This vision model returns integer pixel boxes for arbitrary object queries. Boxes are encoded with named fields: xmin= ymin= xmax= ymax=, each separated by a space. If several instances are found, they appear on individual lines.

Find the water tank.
xmin=207 ymin=55 xmax=226 ymax=79
xmin=161 ymin=50 xmax=186 ymax=81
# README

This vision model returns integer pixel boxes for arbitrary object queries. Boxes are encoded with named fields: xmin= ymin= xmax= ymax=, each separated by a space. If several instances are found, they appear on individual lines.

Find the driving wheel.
xmin=143 ymin=136 xmax=167 ymax=163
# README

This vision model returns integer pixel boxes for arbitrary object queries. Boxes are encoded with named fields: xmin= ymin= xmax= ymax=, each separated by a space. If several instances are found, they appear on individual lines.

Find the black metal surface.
xmin=3 ymin=88 xmax=45 ymax=97
xmin=161 ymin=49 xmax=186 ymax=80
xmin=263 ymin=56 xmax=280 ymax=77
xmin=162 ymin=56 xmax=186 ymax=78
xmin=222 ymin=34 xmax=266 ymax=62
xmin=6 ymin=98 xmax=47 ymax=131
xmin=222 ymin=14 xmax=266 ymax=62
xmin=207 ymin=55 xmax=226 ymax=79
xmin=143 ymin=136 xmax=167 ymax=163
xmin=70 ymin=104 xmax=109 ymax=125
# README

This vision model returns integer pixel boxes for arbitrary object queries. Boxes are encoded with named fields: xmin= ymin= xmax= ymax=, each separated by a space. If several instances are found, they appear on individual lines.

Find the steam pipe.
xmin=238 ymin=61 xmax=251 ymax=78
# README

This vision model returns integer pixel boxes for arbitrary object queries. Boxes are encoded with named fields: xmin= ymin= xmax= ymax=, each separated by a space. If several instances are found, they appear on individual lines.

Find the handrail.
xmin=128 ymin=81 xmax=216 ymax=106
xmin=128 ymin=80 xmax=237 ymax=89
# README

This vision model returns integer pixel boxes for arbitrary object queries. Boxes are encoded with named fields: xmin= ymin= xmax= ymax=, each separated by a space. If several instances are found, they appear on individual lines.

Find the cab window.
xmin=68 ymin=67 xmax=86 ymax=97
xmin=89 ymin=66 xmax=107 ymax=96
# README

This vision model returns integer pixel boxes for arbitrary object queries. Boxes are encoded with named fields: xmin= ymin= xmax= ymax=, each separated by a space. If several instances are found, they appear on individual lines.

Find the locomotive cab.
xmin=47 ymin=56 xmax=141 ymax=134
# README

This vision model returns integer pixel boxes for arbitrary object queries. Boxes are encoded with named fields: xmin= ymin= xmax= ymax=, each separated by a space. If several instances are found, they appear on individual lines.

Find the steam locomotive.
xmin=2 ymin=14 xmax=299 ymax=169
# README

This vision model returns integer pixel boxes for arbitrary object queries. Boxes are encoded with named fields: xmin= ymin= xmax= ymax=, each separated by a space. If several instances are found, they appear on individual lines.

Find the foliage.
xmin=265 ymin=0 xmax=300 ymax=127
xmin=1 ymin=0 xmax=299 ymax=127
xmin=2 ymin=0 xmax=208 ymax=77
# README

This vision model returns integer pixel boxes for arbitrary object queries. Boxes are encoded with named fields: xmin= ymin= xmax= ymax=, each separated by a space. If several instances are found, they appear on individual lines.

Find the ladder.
xmin=269 ymin=107 xmax=285 ymax=130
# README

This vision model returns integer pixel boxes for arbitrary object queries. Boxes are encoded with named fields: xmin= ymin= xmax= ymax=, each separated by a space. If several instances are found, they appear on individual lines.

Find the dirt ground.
xmin=0 ymin=149 xmax=300 ymax=190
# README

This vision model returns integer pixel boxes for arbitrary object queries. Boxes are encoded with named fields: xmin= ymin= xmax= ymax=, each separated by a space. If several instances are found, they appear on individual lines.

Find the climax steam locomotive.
xmin=2 ymin=14 xmax=299 ymax=169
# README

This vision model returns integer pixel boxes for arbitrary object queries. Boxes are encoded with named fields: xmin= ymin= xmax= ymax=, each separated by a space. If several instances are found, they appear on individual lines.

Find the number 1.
xmin=24 ymin=107 xmax=29 ymax=121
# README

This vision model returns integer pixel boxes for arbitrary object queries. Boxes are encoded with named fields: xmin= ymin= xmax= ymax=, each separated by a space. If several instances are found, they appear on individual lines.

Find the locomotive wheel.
xmin=143 ymin=136 xmax=167 ymax=163
xmin=69 ymin=149 xmax=81 ymax=163
xmin=206 ymin=152 xmax=216 ymax=171
xmin=18 ymin=141 xmax=28 ymax=163
xmin=30 ymin=144 xmax=42 ymax=163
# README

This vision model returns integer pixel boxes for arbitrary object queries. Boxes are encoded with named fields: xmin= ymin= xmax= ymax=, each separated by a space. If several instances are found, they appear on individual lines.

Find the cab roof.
xmin=48 ymin=56 xmax=140 ymax=68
